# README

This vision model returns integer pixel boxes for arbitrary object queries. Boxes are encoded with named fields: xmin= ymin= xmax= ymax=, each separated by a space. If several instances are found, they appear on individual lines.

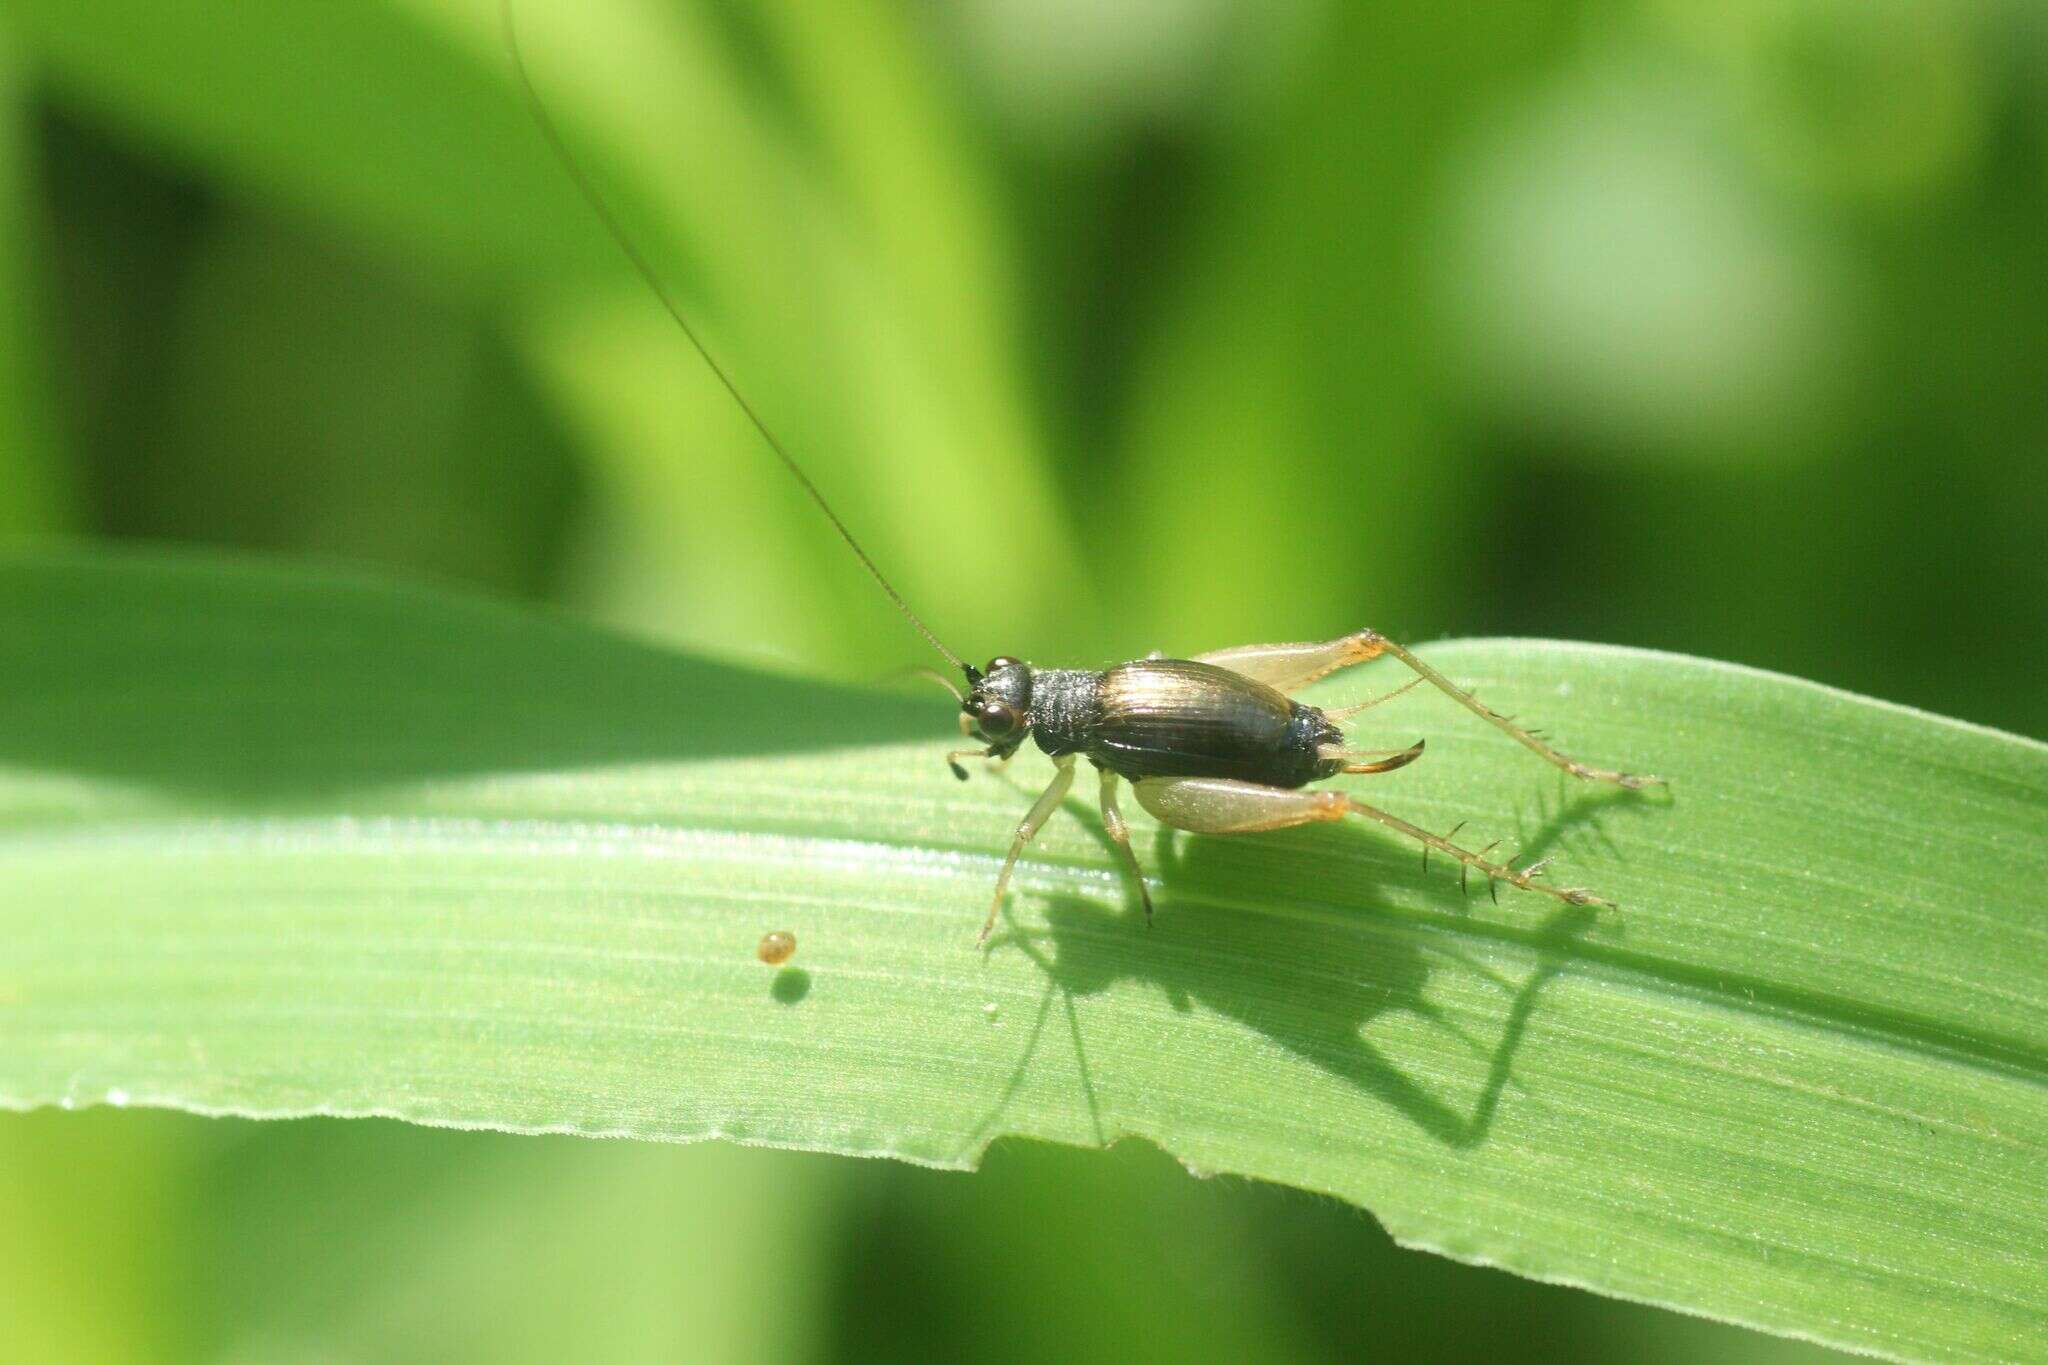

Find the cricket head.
xmin=959 ymin=656 xmax=1032 ymax=759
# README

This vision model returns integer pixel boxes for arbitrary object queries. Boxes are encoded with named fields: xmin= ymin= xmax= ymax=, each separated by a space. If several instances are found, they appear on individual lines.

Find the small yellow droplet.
xmin=756 ymin=930 xmax=796 ymax=966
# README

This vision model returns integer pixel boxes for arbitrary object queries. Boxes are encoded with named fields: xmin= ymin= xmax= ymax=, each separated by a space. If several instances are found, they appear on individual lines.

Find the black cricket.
xmin=505 ymin=1 xmax=1661 ymax=944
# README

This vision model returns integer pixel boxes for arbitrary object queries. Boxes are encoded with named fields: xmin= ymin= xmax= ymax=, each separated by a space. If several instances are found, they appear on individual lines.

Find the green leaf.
xmin=0 ymin=29 xmax=72 ymax=536
xmin=6 ymin=0 xmax=1095 ymax=669
xmin=1 ymin=548 xmax=2042 ymax=1361
xmin=3 ymin=0 xmax=595 ymax=286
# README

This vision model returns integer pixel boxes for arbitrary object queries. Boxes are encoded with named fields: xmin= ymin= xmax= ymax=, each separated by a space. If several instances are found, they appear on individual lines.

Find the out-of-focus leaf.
xmin=135 ymin=209 xmax=580 ymax=595
xmin=1115 ymin=1 xmax=1579 ymax=643
xmin=8 ymin=0 xmax=1092 ymax=668
xmin=1 ymin=549 xmax=2042 ymax=1360
xmin=0 ymin=1112 xmax=185 ymax=1363
xmin=4 ymin=0 xmax=602 ymax=284
xmin=0 ymin=28 xmax=70 ymax=535
xmin=503 ymin=0 xmax=1093 ymax=669
xmin=0 ymin=1109 xmax=839 ymax=1365
xmin=201 ymin=1125 xmax=839 ymax=1365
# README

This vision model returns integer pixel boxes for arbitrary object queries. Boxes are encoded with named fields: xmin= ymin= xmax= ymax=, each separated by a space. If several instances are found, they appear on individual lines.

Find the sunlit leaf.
xmin=1 ymin=549 xmax=2041 ymax=1360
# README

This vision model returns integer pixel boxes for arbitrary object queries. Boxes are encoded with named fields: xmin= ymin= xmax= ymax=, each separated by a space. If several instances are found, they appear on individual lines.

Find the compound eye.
xmin=974 ymin=700 xmax=1020 ymax=739
xmin=985 ymin=656 xmax=1022 ymax=675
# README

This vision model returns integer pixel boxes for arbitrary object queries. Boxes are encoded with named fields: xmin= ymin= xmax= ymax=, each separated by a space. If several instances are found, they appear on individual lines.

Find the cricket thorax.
xmin=1026 ymin=669 xmax=1103 ymax=757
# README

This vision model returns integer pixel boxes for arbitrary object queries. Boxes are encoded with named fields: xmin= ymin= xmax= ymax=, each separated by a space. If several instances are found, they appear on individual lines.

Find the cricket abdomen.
xmin=1079 ymin=658 xmax=1342 ymax=788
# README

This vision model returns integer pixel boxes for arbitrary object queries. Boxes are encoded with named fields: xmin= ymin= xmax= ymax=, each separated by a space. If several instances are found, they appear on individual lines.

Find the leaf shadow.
xmin=976 ymin=781 xmax=1637 ymax=1151
xmin=0 ymin=550 xmax=947 ymax=798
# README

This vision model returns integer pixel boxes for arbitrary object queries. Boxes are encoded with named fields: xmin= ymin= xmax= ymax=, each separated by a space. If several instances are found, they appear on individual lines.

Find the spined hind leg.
xmin=1199 ymin=629 xmax=1660 ymax=788
xmin=1129 ymin=776 xmax=1612 ymax=909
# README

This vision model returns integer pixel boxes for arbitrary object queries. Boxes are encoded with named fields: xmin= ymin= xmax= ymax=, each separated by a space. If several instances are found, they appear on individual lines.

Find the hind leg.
xmin=1130 ymin=776 xmax=1611 ymax=909
xmin=1196 ymin=634 xmax=1386 ymax=693
xmin=1200 ymin=629 xmax=1660 ymax=788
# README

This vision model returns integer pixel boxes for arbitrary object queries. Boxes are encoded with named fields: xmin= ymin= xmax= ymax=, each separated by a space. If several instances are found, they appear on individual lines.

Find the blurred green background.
xmin=1 ymin=0 xmax=2041 ymax=1359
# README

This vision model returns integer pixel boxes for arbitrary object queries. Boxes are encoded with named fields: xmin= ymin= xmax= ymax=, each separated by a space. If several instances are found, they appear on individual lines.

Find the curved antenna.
xmin=501 ymin=0 xmax=969 ymax=674
xmin=887 ymin=664 xmax=966 ymax=704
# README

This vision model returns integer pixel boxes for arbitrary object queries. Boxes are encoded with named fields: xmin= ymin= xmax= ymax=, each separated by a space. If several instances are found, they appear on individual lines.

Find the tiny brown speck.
xmin=756 ymin=930 xmax=796 ymax=965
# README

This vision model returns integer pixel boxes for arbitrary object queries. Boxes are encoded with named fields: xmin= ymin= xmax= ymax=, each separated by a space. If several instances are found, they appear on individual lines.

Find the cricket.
xmin=504 ymin=3 xmax=1661 ymax=944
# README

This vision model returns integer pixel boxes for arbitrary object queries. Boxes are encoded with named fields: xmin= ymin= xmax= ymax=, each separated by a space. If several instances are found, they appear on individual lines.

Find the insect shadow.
xmin=978 ymin=781 xmax=1636 ymax=1151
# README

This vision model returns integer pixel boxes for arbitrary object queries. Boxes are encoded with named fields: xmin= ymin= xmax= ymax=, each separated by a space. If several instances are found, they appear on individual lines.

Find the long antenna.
xmin=501 ymin=0 xmax=970 ymax=674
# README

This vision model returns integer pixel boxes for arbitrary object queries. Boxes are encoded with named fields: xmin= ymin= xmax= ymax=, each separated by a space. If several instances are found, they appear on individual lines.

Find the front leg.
xmin=981 ymin=754 xmax=1076 ymax=944
xmin=1129 ymin=776 xmax=1611 ymax=909
xmin=946 ymin=744 xmax=1016 ymax=781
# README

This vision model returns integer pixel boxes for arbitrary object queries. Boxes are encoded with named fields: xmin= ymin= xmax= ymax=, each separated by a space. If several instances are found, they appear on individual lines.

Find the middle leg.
xmin=1096 ymin=766 xmax=1154 ymax=925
